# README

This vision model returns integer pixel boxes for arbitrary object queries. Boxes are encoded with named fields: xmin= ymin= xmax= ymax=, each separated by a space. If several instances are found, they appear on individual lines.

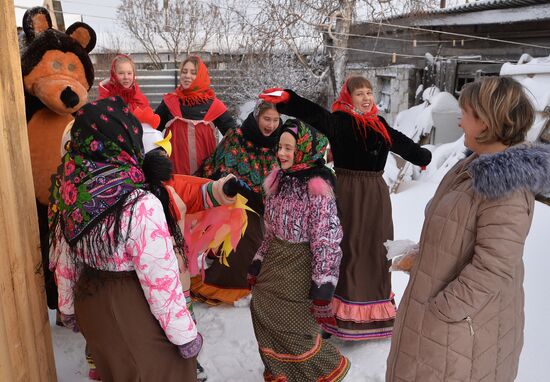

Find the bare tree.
xmin=118 ymin=0 xmax=219 ymax=69
xmin=94 ymin=32 xmax=126 ymax=71
xmin=222 ymin=52 xmax=327 ymax=112
xmin=222 ymin=0 xmax=443 ymax=103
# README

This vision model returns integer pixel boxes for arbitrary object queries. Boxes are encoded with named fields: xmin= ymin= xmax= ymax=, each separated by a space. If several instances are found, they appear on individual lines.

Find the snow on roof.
xmin=414 ymin=3 xmax=550 ymax=26
xmin=501 ymin=54 xmax=550 ymax=141
xmin=427 ymin=0 xmax=550 ymax=15
xmin=361 ymin=0 xmax=550 ymax=27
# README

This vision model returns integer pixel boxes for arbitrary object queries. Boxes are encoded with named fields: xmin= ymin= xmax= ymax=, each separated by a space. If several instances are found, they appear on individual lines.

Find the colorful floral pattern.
xmin=52 ymin=191 xmax=197 ymax=345
xmin=253 ymin=175 xmax=343 ymax=299
xmin=281 ymin=119 xmax=329 ymax=174
xmin=48 ymin=97 xmax=145 ymax=244
xmin=197 ymin=126 xmax=278 ymax=195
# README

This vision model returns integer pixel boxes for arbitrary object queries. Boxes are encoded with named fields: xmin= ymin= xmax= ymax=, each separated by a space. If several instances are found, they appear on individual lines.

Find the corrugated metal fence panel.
xmin=90 ymin=69 xmax=245 ymax=110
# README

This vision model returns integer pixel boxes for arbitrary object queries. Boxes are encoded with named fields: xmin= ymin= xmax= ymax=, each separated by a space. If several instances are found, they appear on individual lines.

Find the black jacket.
xmin=277 ymin=90 xmax=432 ymax=171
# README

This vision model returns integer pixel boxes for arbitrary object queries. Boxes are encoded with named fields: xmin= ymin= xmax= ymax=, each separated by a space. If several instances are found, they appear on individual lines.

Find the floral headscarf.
xmin=174 ymin=56 xmax=216 ymax=106
xmin=49 ymin=96 xmax=145 ymax=245
xmin=332 ymin=78 xmax=392 ymax=144
xmin=280 ymin=119 xmax=329 ymax=174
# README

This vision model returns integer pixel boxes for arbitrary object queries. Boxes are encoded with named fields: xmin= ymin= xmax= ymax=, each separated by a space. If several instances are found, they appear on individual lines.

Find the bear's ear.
xmin=66 ymin=22 xmax=96 ymax=53
xmin=22 ymin=7 xmax=52 ymax=43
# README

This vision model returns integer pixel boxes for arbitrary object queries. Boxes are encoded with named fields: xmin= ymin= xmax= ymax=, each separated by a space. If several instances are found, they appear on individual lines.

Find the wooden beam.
xmin=0 ymin=1 xmax=57 ymax=381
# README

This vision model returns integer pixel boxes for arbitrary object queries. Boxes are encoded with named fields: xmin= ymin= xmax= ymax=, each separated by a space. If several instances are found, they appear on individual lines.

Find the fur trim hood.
xmin=469 ymin=143 xmax=550 ymax=199
xmin=263 ymin=169 xmax=334 ymax=197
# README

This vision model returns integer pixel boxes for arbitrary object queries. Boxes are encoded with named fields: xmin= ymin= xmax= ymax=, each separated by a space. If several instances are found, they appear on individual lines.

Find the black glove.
xmin=222 ymin=177 xmax=251 ymax=197
xmin=222 ymin=177 xmax=265 ymax=215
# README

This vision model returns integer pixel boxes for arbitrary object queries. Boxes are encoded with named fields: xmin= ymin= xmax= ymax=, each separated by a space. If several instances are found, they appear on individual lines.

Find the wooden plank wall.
xmin=0 ymin=1 xmax=57 ymax=380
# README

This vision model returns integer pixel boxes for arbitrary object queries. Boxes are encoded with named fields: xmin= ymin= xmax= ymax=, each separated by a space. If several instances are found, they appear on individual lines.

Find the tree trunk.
xmin=0 ymin=1 xmax=57 ymax=380
xmin=327 ymin=0 xmax=356 ymax=102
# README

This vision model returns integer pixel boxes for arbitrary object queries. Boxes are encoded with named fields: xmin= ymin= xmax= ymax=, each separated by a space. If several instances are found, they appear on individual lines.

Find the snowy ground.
xmin=50 ymin=179 xmax=550 ymax=381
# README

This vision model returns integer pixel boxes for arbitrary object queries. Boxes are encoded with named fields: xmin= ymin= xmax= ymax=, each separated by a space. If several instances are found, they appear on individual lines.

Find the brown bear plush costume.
xmin=21 ymin=6 xmax=96 ymax=309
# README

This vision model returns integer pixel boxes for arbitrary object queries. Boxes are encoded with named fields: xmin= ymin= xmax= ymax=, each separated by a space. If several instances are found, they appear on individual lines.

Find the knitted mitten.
xmin=178 ymin=333 xmax=203 ymax=359
xmin=310 ymin=299 xmax=337 ymax=326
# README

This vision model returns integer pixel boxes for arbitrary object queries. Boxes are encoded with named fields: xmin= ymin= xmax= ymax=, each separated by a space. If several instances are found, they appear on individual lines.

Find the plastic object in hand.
xmin=259 ymin=87 xmax=290 ymax=104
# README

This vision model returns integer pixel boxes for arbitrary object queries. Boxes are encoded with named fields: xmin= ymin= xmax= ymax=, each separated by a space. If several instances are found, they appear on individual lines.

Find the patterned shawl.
xmin=278 ymin=119 xmax=335 ymax=188
xmin=196 ymin=112 xmax=279 ymax=195
xmin=49 ymin=96 xmax=146 ymax=246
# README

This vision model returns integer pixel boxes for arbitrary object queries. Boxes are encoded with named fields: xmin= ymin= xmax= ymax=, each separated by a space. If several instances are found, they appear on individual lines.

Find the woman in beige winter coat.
xmin=386 ymin=77 xmax=550 ymax=382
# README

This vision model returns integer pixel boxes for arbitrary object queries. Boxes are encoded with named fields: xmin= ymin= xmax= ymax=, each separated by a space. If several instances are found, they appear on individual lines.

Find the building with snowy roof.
xmin=346 ymin=0 xmax=550 ymax=125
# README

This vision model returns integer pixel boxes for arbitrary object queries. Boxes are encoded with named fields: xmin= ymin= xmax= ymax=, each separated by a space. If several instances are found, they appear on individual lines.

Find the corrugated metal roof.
xmin=427 ymin=0 xmax=549 ymax=15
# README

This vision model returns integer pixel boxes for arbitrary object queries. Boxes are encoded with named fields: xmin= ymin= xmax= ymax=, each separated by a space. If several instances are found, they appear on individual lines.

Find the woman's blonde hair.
xmin=113 ymin=55 xmax=135 ymax=72
xmin=179 ymin=56 xmax=200 ymax=74
xmin=459 ymin=77 xmax=534 ymax=146
xmin=346 ymin=76 xmax=373 ymax=93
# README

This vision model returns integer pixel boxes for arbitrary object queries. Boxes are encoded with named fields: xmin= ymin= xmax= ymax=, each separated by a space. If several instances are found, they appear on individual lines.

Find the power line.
xmin=323 ymin=44 xmax=511 ymax=64
xmin=14 ymin=4 xmax=118 ymax=21
xmin=60 ymin=0 xmax=119 ymax=9
xmin=326 ymin=29 xmax=476 ymax=46
xmin=334 ymin=16 xmax=550 ymax=50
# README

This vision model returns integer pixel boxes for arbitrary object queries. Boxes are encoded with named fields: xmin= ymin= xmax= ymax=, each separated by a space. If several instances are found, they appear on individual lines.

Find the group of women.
xmin=47 ymin=52 xmax=550 ymax=382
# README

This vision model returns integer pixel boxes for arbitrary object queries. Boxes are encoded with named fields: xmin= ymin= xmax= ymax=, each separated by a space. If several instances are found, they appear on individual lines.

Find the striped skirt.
xmin=250 ymin=238 xmax=349 ymax=382
xmin=321 ymin=168 xmax=397 ymax=341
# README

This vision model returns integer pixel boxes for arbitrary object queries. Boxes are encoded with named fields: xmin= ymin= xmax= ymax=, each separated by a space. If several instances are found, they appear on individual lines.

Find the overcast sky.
xmin=14 ymin=0 xmax=469 ymax=51
xmin=15 ymin=0 xmax=470 ymax=29
xmin=15 ymin=0 xmax=122 ymax=32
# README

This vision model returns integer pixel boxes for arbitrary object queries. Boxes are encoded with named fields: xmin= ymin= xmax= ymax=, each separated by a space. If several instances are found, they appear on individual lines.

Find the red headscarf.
xmin=331 ymin=79 xmax=392 ymax=144
xmin=97 ymin=54 xmax=150 ymax=112
xmin=174 ymin=56 xmax=216 ymax=106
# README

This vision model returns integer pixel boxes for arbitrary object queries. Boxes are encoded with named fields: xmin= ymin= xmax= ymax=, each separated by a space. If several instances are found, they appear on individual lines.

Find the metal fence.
xmin=90 ymin=69 xmax=241 ymax=110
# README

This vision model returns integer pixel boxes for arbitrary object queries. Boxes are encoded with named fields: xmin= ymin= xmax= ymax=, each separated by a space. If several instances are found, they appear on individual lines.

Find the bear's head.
xmin=21 ymin=7 xmax=96 ymax=119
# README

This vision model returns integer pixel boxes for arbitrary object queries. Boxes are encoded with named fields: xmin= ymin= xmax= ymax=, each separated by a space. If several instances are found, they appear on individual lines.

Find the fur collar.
xmin=263 ymin=169 xmax=334 ymax=197
xmin=469 ymin=143 xmax=550 ymax=199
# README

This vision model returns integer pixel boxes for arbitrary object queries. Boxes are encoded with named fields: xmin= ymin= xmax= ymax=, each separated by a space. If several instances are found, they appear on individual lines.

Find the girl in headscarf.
xmin=49 ymin=97 xmax=201 ymax=381
xmin=191 ymin=100 xmax=282 ymax=305
xmin=97 ymin=54 xmax=150 ymax=111
xmin=261 ymin=78 xmax=432 ymax=341
xmin=248 ymin=119 xmax=349 ymax=382
xmin=155 ymin=56 xmax=237 ymax=175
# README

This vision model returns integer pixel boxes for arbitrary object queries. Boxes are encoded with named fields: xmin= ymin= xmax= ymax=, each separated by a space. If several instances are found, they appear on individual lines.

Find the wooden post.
xmin=0 ymin=1 xmax=57 ymax=381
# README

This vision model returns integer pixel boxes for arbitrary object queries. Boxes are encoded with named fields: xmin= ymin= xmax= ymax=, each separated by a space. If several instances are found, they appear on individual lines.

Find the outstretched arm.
xmin=262 ymin=89 xmax=338 ymax=140
xmin=387 ymin=122 xmax=432 ymax=166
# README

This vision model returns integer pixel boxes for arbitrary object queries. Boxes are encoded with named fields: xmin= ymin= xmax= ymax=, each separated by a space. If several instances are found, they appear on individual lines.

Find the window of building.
xmin=378 ymin=76 xmax=392 ymax=113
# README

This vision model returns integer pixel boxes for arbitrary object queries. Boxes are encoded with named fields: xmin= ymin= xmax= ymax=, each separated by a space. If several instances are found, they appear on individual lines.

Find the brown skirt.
xmin=250 ymin=238 xmax=350 ymax=382
xmin=75 ymin=268 xmax=197 ymax=382
xmin=321 ymin=168 xmax=397 ymax=341
xmin=191 ymin=210 xmax=263 ymax=304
